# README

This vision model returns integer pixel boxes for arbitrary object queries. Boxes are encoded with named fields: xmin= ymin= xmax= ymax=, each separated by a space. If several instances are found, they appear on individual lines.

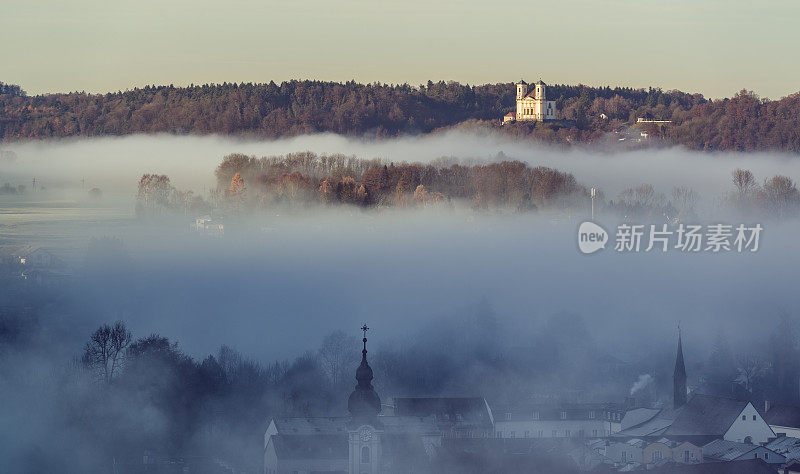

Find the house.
xmin=602 ymin=438 xmax=702 ymax=467
xmin=194 ymin=215 xmax=224 ymax=236
xmin=503 ymin=79 xmax=557 ymax=123
xmin=605 ymin=438 xmax=647 ymax=466
xmin=493 ymin=401 xmax=625 ymax=439
xmin=702 ymin=438 xmax=785 ymax=464
xmin=784 ymin=459 xmax=800 ymax=474
xmin=764 ymin=434 xmax=800 ymax=462
xmin=764 ymin=403 xmax=800 ymax=438
xmin=669 ymin=439 xmax=703 ymax=464
xmin=613 ymin=331 xmax=775 ymax=445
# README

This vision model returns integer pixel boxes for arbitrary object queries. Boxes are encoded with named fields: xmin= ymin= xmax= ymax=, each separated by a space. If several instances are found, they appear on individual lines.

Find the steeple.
xmin=348 ymin=324 xmax=381 ymax=423
xmin=673 ymin=325 xmax=687 ymax=409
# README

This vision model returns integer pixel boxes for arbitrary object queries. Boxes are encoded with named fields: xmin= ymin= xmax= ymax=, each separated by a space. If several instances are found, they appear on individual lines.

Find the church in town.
xmin=263 ymin=326 xmax=494 ymax=474
xmin=503 ymin=79 xmax=557 ymax=123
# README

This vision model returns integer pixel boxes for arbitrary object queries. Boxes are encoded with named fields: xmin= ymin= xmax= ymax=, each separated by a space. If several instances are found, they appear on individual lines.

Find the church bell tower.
xmin=516 ymin=79 xmax=527 ymax=100
xmin=348 ymin=324 xmax=382 ymax=474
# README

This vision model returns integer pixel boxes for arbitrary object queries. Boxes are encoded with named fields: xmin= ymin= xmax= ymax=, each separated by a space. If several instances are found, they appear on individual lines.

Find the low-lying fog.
xmin=5 ymin=131 xmax=800 ymax=199
xmin=1 ymin=132 xmax=799 ymax=362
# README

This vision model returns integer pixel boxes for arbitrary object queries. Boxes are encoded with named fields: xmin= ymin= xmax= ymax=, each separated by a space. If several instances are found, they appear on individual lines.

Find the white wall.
xmin=770 ymin=425 xmax=800 ymax=438
xmin=724 ymin=403 xmax=776 ymax=444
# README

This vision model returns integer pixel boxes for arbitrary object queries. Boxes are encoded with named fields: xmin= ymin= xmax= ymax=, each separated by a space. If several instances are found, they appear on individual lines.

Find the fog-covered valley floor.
xmin=4 ymin=133 xmax=800 ymax=472
xmin=2 ymin=132 xmax=799 ymax=360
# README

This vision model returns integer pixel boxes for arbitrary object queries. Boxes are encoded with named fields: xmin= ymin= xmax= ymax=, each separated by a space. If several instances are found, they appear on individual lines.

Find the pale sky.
xmin=2 ymin=0 xmax=798 ymax=99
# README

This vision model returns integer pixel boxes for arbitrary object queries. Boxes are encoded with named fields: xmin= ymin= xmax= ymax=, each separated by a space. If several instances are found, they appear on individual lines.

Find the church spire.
xmin=673 ymin=325 xmax=687 ymax=409
xmin=348 ymin=324 xmax=381 ymax=423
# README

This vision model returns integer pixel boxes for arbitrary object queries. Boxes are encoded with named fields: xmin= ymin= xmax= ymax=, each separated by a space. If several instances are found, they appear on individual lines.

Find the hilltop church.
xmin=503 ymin=79 xmax=557 ymax=123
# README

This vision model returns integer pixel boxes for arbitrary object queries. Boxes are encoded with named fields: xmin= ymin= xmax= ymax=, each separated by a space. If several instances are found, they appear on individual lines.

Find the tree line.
xmin=3 ymin=80 xmax=800 ymax=151
xmin=134 ymin=151 xmax=800 ymax=221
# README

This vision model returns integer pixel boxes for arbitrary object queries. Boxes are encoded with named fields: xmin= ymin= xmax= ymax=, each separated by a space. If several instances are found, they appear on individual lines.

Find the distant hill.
xmin=1 ymin=80 xmax=799 ymax=152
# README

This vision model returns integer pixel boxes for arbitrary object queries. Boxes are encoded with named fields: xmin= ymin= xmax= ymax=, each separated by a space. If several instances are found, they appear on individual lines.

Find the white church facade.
xmin=503 ymin=79 xmax=557 ymax=123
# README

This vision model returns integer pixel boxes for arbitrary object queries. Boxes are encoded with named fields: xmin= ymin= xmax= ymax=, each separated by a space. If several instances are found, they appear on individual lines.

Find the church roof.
xmin=614 ymin=395 xmax=751 ymax=439
xmin=379 ymin=415 xmax=440 ymax=434
xmin=664 ymin=395 xmax=748 ymax=437
xmin=392 ymin=397 xmax=493 ymax=428
xmin=269 ymin=414 xmax=438 ymax=436
xmin=271 ymin=417 xmax=348 ymax=435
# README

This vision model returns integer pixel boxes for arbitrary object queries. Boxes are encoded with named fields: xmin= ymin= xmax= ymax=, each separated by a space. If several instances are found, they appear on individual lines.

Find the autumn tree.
xmin=761 ymin=175 xmax=800 ymax=218
xmin=229 ymin=172 xmax=245 ymax=196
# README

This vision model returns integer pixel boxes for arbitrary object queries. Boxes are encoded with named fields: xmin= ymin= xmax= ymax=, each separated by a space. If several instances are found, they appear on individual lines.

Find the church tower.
xmin=673 ymin=327 xmax=687 ymax=409
xmin=348 ymin=325 xmax=382 ymax=474
xmin=516 ymin=80 xmax=528 ymax=100
xmin=534 ymin=79 xmax=546 ymax=101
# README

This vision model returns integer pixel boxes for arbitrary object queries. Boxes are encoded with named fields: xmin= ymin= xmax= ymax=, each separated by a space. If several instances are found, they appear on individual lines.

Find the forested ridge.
xmin=2 ymin=79 xmax=800 ymax=151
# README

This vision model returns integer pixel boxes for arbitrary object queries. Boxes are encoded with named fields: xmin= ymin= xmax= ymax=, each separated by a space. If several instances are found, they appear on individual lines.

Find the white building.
xmin=764 ymin=402 xmax=800 ymax=438
xmin=504 ymin=79 xmax=557 ymax=123
xmin=493 ymin=402 xmax=624 ymax=439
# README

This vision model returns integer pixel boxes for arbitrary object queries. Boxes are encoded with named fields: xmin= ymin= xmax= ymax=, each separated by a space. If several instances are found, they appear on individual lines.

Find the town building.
xmin=603 ymin=437 xmax=702 ymax=468
xmin=493 ymin=401 xmax=625 ymax=439
xmin=764 ymin=434 xmax=800 ymax=462
xmin=194 ymin=215 xmax=224 ymax=236
xmin=764 ymin=402 xmax=800 ymax=438
xmin=503 ymin=79 xmax=557 ymax=123
xmin=614 ymin=331 xmax=776 ymax=445
xmin=702 ymin=439 xmax=785 ymax=464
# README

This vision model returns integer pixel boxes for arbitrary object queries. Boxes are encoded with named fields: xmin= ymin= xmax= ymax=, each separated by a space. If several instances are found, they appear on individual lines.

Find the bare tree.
xmin=319 ymin=330 xmax=359 ymax=386
xmin=732 ymin=169 xmax=756 ymax=199
xmin=671 ymin=186 xmax=698 ymax=221
xmin=82 ymin=321 xmax=132 ymax=383
xmin=734 ymin=353 xmax=769 ymax=394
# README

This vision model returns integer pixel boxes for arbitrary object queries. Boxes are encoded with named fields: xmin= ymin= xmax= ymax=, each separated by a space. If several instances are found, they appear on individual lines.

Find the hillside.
xmin=1 ymin=80 xmax=799 ymax=152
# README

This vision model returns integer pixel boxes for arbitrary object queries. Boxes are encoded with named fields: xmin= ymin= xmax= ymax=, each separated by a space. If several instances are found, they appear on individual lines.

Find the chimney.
xmin=765 ymin=400 xmax=771 ymax=413
xmin=624 ymin=397 xmax=636 ymax=409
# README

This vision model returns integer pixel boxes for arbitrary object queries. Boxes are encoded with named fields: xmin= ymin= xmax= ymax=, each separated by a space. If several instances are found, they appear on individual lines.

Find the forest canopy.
xmin=2 ymin=80 xmax=800 ymax=152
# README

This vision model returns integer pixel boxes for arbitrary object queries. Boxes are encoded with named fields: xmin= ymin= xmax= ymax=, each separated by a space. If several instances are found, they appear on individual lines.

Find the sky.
xmin=1 ymin=0 xmax=798 ymax=99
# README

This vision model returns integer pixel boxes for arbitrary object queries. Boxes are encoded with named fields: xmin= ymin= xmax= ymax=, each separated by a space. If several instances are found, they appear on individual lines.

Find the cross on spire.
xmin=361 ymin=324 xmax=369 ymax=356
